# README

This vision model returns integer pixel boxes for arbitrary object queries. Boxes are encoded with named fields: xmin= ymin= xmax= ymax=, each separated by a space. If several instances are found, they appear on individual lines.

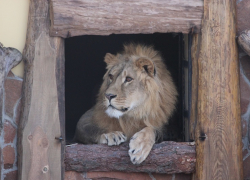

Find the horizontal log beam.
xmin=65 ymin=141 xmax=196 ymax=174
xmin=50 ymin=0 xmax=203 ymax=38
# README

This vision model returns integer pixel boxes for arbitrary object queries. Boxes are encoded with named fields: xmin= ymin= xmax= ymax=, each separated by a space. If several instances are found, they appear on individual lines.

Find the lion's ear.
xmin=104 ymin=53 xmax=117 ymax=66
xmin=136 ymin=58 xmax=155 ymax=77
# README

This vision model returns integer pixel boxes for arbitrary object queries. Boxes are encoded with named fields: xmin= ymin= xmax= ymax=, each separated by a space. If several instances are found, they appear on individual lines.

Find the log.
xmin=49 ymin=0 xmax=203 ymax=38
xmin=238 ymin=29 xmax=250 ymax=57
xmin=194 ymin=0 xmax=243 ymax=180
xmin=18 ymin=0 xmax=65 ymax=180
xmin=65 ymin=141 xmax=196 ymax=174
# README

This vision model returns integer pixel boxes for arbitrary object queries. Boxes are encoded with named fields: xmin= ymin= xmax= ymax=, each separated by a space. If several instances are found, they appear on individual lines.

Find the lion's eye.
xmin=125 ymin=76 xmax=133 ymax=83
xmin=109 ymin=74 xmax=114 ymax=80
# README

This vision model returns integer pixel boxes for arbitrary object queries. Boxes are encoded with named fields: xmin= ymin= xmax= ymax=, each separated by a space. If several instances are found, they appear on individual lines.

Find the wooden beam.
xmin=238 ymin=29 xmax=250 ymax=57
xmin=18 ymin=0 xmax=65 ymax=180
xmin=49 ymin=0 xmax=203 ymax=38
xmin=189 ymin=33 xmax=201 ymax=141
xmin=194 ymin=0 xmax=243 ymax=180
xmin=65 ymin=141 xmax=196 ymax=174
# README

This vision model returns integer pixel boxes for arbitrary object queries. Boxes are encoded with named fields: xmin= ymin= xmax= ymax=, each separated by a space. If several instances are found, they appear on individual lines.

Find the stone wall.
xmin=0 ymin=72 xmax=22 ymax=180
xmin=240 ymin=49 xmax=250 ymax=179
xmin=65 ymin=171 xmax=191 ymax=180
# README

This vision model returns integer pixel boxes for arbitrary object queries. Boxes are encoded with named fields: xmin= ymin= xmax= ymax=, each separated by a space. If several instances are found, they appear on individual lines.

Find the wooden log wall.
xmin=18 ymin=0 xmax=65 ymax=180
xmin=49 ymin=0 xmax=203 ymax=38
xmin=65 ymin=142 xmax=196 ymax=174
xmin=194 ymin=0 xmax=243 ymax=179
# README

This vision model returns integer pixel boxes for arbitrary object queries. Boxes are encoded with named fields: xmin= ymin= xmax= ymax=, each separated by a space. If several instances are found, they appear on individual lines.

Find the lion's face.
xmin=97 ymin=44 xmax=177 ymax=122
xmin=103 ymin=56 xmax=149 ymax=119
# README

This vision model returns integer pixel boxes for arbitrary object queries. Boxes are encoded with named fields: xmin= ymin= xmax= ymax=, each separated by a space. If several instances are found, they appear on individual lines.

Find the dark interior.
xmin=65 ymin=33 xmax=184 ymax=142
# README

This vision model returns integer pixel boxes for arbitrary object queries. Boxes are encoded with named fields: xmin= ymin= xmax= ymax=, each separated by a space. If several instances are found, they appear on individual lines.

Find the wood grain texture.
xmin=49 ymin=0 xmax=203 ymax=38
xmin=238 ymin=29 xmax=250 ymax=57
xmin=194 ymin=0 xmax=243 ymax=180
xmin=189 ymin=34 xmax=201 ymax=141
xmin=17 ymin=0 xmax=65 ymax=180
xmin=65 ymin=141 xmax=196 ymax=174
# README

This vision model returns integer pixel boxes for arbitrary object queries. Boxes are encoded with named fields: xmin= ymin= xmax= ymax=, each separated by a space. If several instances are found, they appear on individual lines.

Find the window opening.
xmin=65 ymin=33 xmax=186 ymax=143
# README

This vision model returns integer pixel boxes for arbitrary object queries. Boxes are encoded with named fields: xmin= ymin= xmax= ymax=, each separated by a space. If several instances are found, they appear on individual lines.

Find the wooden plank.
xmin=49 ymin=0 xmax=203 ymax=38
xmin=194 ymin=0 xmax=243 ymax=180
xmin=189 ymin=33 xmax=201 ymax=141
xmin=65 ymin=171 xmax=192 ymax=180
xmin=55 ymin=30 xmax=65 ymax=180
xmin=65 ymin=141 xmax=196 ymax=174
xmin=17 ymin=0 xmax=65 ymax=180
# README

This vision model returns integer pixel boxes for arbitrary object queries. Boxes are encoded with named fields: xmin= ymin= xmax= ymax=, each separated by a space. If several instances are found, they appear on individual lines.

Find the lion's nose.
xmin=105 ymin=93 xmax=117 ymax=101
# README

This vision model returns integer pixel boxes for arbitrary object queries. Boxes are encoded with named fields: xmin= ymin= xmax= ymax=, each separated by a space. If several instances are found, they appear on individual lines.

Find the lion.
xmin=74 ymin=43 xmax=178 ymax=164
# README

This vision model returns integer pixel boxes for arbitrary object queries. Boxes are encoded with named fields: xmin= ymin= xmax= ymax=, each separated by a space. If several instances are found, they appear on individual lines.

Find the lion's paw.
xmin=129 ymin=127 xmax=155 ymax=164
xmin=99 ymin=131 xmax=127 ymax=146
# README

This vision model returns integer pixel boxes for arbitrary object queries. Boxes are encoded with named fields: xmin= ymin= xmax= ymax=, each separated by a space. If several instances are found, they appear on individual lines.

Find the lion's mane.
xmin=92 ymin=44 xmax=178 ymax=139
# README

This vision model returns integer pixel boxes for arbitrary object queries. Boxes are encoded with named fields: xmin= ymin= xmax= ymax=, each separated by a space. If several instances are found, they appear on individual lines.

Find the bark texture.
xmin=50 ymin=0 xmax=203 ymax=38
xmin=65 ymin=141 xmax=196 ymax=174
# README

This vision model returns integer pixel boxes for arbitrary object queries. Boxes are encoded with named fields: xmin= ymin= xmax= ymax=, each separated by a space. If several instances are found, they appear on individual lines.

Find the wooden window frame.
xmin=17 ymin=0 xmax=243 ymax=180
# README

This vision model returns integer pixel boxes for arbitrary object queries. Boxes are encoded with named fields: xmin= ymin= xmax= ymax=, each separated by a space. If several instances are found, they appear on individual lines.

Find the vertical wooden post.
xmin=190 ymin=33 xmax=201 ymax=141
xmin=194 ymin=0 xmax=243 ymax=179
xmin=18 ymin=0 xmax=65 ymax=180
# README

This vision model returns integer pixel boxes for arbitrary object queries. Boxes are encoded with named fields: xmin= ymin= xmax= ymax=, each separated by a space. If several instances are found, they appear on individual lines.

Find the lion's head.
xmin=97 ymin=44 xmax=177 ymax=127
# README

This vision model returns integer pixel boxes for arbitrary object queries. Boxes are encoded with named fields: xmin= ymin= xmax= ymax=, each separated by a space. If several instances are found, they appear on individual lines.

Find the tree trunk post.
xmin=18 ymin=0 xmax=65 ymax=180
xmin=194 ymin=0 xmax=243 ymax=179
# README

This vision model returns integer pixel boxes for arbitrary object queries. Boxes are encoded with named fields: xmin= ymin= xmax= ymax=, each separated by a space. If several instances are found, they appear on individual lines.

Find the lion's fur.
xmin=75 ymin=44 xmax=178 ymax=143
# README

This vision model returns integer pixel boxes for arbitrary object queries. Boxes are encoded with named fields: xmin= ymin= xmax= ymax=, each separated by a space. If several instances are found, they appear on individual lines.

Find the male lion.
xmin=74 ymin=44 xmax=178 ymax=164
